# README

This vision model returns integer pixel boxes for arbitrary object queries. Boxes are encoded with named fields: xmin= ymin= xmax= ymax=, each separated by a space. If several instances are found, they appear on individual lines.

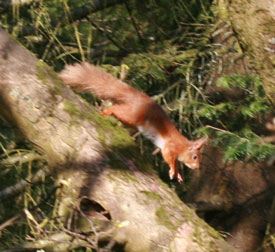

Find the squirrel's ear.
xmin=192 ymin=137 xmax=208 ymax=150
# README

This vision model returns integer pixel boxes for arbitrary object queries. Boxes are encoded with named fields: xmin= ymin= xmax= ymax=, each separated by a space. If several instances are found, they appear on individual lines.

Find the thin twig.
xmin=123 ymin=0 xmax=147 ymax=51
xmin=0 ymin=166 xmax=51 ymax=200
xmin=0 ymin=186 xmax=59 ymax=232
xmin=89 ymin=18 xmax=130 ymax=53
xmin=205 ymin=125 xmax=231 ymax=134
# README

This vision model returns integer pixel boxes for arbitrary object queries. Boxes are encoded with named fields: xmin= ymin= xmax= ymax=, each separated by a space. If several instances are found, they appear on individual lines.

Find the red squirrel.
xmin=59 ymin=63 xmax=207 ymax=182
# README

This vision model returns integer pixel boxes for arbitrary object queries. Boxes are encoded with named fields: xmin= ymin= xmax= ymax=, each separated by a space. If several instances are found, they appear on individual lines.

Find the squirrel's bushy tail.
xmin=59 ymin=62 xmax=135 ymax=103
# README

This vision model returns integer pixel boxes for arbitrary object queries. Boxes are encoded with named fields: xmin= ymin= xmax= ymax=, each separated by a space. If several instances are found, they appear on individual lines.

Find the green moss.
xmin=35 ymin=61 xmax=63 ymax=95
xmin=140 ymin=191 xmax=162 ymax=203
xmin=81 ymin=109 xmax=153 ymax=173
xmin=108 ymin=169 xmax=140 ymax=184
xmin=35 ymin=60 xmax=49 ymax=81
xmin=217 ymin=0 xmax=228 ymax=20
xmin=63 ymin=100 xmax=79 ymax=117
xmin=155 ymin=206 xmax=174 ymax=230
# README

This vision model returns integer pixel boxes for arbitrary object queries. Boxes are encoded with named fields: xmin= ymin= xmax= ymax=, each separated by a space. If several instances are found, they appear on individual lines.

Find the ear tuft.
xmin=193 ymin=136 xmax=208 ymax=150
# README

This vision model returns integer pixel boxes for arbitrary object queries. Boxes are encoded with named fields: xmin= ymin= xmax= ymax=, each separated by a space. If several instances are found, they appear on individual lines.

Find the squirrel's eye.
xmin=193 ymin=155 xmax=197 ymax=160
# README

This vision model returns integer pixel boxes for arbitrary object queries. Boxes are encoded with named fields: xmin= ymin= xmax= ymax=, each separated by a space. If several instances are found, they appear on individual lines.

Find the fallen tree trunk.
xmin=0 ymin=28 xmax=234 ymax=252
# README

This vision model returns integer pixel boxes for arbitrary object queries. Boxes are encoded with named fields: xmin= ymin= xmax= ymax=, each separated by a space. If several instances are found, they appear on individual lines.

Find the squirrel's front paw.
xmin=169 ymin=168 xmax=175 ymax=180
xmin=177 ymin=173 xmax=183 ymax=183
xmin=169 ymin=168 xmax=183 ymax=183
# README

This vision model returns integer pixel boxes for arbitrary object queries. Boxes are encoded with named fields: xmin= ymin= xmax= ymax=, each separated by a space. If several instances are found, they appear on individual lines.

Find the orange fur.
xmin=59 ymin=62 xmax=207 ymax=182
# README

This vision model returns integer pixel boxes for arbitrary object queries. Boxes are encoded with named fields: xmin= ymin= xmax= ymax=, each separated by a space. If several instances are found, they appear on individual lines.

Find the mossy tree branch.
xmin=0 ymin=28 xmax=234 ymax=252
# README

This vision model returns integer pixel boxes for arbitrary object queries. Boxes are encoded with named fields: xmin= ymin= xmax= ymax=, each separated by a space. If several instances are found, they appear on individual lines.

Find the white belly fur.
xmin=137 ymin=125 xmax=165 ymax=149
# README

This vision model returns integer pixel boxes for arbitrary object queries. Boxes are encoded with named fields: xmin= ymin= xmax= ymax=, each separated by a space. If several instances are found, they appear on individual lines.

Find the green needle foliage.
xmin=208 ymin=74 xmax=273 ymax=162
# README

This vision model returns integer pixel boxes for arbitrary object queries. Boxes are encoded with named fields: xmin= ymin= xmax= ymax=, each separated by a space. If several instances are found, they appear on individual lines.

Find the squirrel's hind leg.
xmin=101 ymin=104 xmax=139 ymax=128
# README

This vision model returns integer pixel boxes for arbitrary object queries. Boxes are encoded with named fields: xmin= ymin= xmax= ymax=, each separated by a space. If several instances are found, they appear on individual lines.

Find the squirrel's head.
xmin=178 ymin=137 xmax=208 ymax=169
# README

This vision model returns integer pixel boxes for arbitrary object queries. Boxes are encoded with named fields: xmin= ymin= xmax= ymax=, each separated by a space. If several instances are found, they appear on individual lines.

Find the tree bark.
xmin=0 ymin=28 xmax=234 ymax=252
xmin=223 ymin=0 xmax=275 ymax=105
